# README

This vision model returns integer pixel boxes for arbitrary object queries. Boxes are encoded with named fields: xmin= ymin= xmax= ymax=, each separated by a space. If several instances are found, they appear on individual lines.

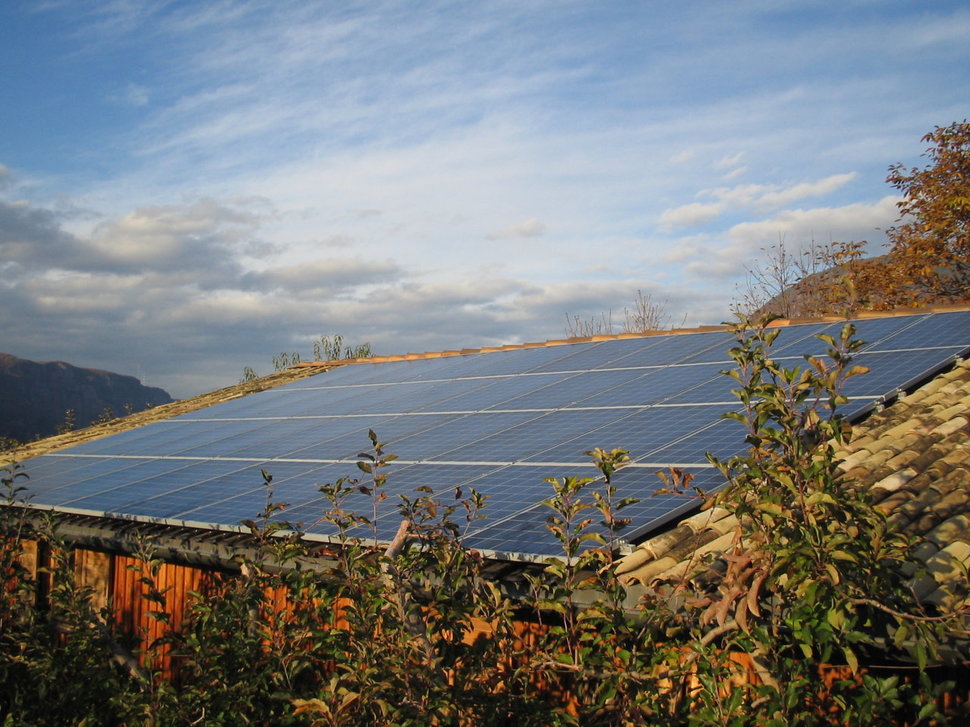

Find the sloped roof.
xmin=4 ymin=306 xmax=968 ymax=565
xmin=615 ymin=358 xmax=970 ymax=607
xmin=6 ymin=305 xmax=965 ymax=469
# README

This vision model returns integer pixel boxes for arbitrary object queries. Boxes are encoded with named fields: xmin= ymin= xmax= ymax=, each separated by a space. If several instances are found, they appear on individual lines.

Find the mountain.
xmin=0 ymin=353 xmax=173 ymax=443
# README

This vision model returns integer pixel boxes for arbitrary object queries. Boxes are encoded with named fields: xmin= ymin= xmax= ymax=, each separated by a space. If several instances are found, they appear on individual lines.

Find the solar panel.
xmin=13 ymin=310 xmax=970 ymax=560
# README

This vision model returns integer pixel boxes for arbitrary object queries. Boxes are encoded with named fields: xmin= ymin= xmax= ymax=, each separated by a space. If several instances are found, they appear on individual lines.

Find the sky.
xmin=1 ymin=1 xmax=968 ymax=398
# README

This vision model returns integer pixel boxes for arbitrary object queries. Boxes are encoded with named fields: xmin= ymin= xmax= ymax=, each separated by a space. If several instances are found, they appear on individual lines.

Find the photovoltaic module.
xmin=13 ymin=310 xmax=970 ymax=560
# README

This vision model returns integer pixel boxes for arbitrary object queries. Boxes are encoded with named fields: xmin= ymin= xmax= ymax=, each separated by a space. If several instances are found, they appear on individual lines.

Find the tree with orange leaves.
xmin=886 ymin=121 xmax=970 ymax=299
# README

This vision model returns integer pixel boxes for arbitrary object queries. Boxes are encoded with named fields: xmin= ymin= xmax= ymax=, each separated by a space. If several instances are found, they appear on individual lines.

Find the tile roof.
xmin=616 ymin=358 xmax=970 ymax=609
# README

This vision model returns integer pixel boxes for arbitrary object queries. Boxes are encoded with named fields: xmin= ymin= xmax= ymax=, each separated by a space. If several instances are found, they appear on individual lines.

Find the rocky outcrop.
xmin=0 ymin=353 xmax=173 ymax=443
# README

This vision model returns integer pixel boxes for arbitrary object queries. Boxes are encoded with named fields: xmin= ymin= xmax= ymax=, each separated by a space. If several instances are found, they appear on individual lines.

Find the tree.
xmin=734 ymin=239 xmax=900 ymax=319
xmin=735 ymin=123 xmax=970 ymax=317
xmin=886 ymin=121 xmax=970 ymax=299
xmin=688 ymin=318 xmax=963 ymax=723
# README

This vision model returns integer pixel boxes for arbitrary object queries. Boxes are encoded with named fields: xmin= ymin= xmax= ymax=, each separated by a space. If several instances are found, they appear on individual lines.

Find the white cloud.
xmin=243 ymin=258 xmax=402 ymax=293
xmin=714 ymin=152 xmax=744 ymax=169
xmin=658 ymin=172 xmax=858 ymax=232
xmin=5 ymin=0 xmax=967 ymax=397
xmin=684 ymin=195 xmax=899 ymax=279
xmin=669 ymin=149 xmax=696 ymax=165
xmin=87 ymin=198 xmax=264 ymax=274
xmin=486 ymin=218 xmax=546 ymax=240
xmin=316 ymin=234 xmax=357 ymax=248
xmin=722 ymin=166 xmax=747 ymax=181
xmin=704 ymin=173 xmax=858 ymax=211
xmin=753 ymin=173 xmax=858 ymax=209
xmin=727 ymin=194 xmax=898 ymax=247
xmin=658 ymin=202 xmax=726 ymax=231
xmin=112 ymin=82 xmax=150 ymax=107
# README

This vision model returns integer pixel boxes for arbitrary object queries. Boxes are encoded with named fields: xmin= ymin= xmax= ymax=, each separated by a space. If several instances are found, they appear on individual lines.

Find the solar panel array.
xmin=15 ymin=310 xmax=970 ymax=559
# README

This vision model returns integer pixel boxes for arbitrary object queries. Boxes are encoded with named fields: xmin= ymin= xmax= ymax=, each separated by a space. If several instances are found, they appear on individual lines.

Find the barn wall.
xmin=18 ymin=538 xmax=38 ymax=580
xmin=73 ymin=548 xmax=111 ymax=613
xmin=110 ymin=552 xmax=219 ymax=675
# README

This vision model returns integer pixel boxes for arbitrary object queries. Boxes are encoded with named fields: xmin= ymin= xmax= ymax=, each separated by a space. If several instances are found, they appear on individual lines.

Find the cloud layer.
xmin=1 ymin=1 xmax=967 ymax=396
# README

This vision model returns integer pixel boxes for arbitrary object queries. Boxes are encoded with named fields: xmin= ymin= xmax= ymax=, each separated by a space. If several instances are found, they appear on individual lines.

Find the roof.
xmin=1 ymin=364 xmax=331 ymax=465
xmin=4 ymin=305 xmax=969 ymax=566
xmin=615 ymin=357 xmax=970 ymax=608
xmin=7 ymin=304 xmax=964 ymax=467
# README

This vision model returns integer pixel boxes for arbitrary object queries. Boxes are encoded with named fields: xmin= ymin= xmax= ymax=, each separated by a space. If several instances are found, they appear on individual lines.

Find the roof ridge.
xmin=293 ymin=304 xmax=970 ymax=368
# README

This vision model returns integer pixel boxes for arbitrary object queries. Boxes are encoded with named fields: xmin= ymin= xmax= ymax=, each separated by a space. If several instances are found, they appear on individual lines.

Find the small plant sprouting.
xmin=355 ymin=428 xmax=397 ymax=545
xmin=312 ymin=334 xmax=372 ymax=362
xmin=56 ymin=408 xmax=77 ymax=434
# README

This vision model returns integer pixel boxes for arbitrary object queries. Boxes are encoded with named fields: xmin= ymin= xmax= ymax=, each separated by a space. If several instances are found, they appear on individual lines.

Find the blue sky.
xmin=1 ymin=1 xmax=968 ymax=397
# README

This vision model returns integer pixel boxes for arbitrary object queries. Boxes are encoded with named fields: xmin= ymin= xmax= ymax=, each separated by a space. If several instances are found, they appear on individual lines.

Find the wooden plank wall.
xmin=73 ymin=548 xmax=111 ymax=613
xmin=110 ymin=552 xmax=218 ymax=676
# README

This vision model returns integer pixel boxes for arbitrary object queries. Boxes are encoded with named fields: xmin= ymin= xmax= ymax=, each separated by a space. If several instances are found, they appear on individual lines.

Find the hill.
xmin=0 ymin=353 xmax=173 ymax=443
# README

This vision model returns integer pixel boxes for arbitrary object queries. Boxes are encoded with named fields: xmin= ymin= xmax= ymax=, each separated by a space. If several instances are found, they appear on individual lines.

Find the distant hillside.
xmin=0 ymin=353 xmax=173 ymax=443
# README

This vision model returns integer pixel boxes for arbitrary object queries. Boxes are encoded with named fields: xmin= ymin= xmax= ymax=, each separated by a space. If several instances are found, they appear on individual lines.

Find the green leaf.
xmin=843 ymin=646 xmax=859 ymax=674
xmin=893 ymin=623 xmax=910 ymax=649
xmin=915 ymin=641 xmax=927 ymax=671
xmin=826 ymin=608 xmax=845 ymax=631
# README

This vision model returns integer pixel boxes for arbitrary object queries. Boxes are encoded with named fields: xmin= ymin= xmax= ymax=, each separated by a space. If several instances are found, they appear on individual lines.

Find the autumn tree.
xmin=736 ymin=123 xmax=970 ymax=318
xmin=886 ymin=121 xmax=970 ymax=299
xmin=735 ymin=239 xmax=900 ymax=319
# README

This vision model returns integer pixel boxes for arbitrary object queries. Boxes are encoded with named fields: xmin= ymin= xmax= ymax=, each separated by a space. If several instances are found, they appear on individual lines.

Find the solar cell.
xmin=459 ymin=465 xmax=598 ymax=522
xmin=379 ymin=411 xmax=541 ymax=461
xmin=660 ymin=373 xmax=737 ymax=405
xmin=297 ymin=462 xmax=530 ymax=536
xmin=163 ymin=462 xmax=339 ymax=522
xmin=125 ymin=463 xmax=280 ymax=519
xmin=412 ymin=371 xmax=574 ymax=412
xmin=485 ymin=369 xmax=634 ymax=411
xmin=590 ymin=331 xmax=735 ymax=369
xmin=454 ymin=344 xmax=599 ymax=378
xmin=581 ymin=364 xmax=725 ymax=407
xmin=11 ymin=454 xmax=112 ymax=482
xmin=281 ymin=412 xmax=466 ymax=461
xmin=526 ymin=405 xmax=726 ymax=465
xmin=640 ymin=416 xmax=744 ymax=462
xmin=177 ymin=418 xmax=326 ymax=460
xmin=13 ymin=309 xmax=969 ymax=561
xmin=461 ymin=505 xmax=575 ymax=557
xmin=401 ymin=375 xmax=521 ymax=411
xmin=865 ymin=310 xmax=970 ymax=351
xmin=435 ymin=408 xmax=628 ymax=464
xmin=843 ymin=347 xmax=968 ymax=409
xmin=59 ymin=459 xmax=247 ymax=513
xmin=65 ymin=420 xmax=203 ymax=454
xmin=36 ymin=459 xmax=190 ymax=506
xmin=524 ymin=338 xmax=649 ymax=373
xmin=170 ymin=419 xmax=306 ymax=458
